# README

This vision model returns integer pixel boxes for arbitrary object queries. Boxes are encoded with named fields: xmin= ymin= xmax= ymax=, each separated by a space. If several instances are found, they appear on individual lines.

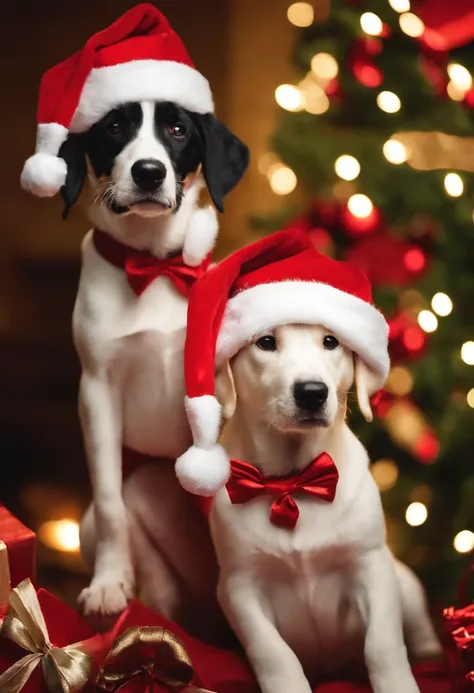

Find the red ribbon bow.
xmin=93 ymin=229 xmax=210 ymax=297
xmin=226 ymin=454 xmax=339 ymax=530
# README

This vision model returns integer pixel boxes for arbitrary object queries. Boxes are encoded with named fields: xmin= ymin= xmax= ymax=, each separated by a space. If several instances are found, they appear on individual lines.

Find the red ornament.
xmin=342 ymin=205 xmax=381 ymax=236
xmin=349 ymin=38 xmax=384 ymax=89
xmin=353 ymin=62 xmax=384 ymax=88
xmin=388 ymin=312 xmax=427 ymax=363
xmin=413 ymin=429 xmax=439 ymax=463
xmin=345 ymin=233 xmax=429 ymax=286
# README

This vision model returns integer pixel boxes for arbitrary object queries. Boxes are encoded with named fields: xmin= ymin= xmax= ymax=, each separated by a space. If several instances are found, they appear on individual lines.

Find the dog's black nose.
xmin=131 ymin=159 xmax=166 ymax=190
xmin=293 ymin=381 xmax=329 ymax=412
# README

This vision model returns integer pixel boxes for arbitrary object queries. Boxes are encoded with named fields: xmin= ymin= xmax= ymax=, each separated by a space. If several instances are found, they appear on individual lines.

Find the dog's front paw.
xmin=78 ymin=578 xmax=134 ymax=629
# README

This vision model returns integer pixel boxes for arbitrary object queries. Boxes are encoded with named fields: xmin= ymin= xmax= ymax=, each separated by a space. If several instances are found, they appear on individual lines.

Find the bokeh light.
xmin=269 ymin=165 xmax=297 ymax=195
xmin=335 ymin=155 xmax=360 ymax=181
xmin=431 ymin=292 xmax=453 ymax=317
xmin=383 ymin=139 xmax=408 ymax=164
xmin=311 ymin=53 xmax=339 ymax=80
xmin=461 ymin=341 xmax=474 ymax=365
xmin=287 ymin=2 xmax=314 ymax=27
xmin=360 ymin=12 xmax=383 ymax=36
xmin=377 ymin=91 xmax=401 ymax=113
xmin=406 ymin=502 xmax=428 ymax=527
xmin=444 ymin=173 xmax=463 ymax=197
xmin=38 ymin=519 xmax=80 ymax=552
xmin=454 ymin=530 xmax=474 ymax=554
xmin=347 ymin=194 xmax=373 ymax=218
xmin=399 ymin=13 xmax=425 ymax=38
xmin=417 ymin=310 xmax=438 ymax=333
xmin=371 ymin=459 xmax=399 ymax=492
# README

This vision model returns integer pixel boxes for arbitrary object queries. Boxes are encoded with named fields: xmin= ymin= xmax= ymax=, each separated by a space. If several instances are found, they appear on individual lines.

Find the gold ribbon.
xmin=0 ymin=540 xmax=11 ymax=610
xmin=0 ymin=578 xmax=92 ymax=693
xmin=96 ymin=625 xmax=212 ymax=693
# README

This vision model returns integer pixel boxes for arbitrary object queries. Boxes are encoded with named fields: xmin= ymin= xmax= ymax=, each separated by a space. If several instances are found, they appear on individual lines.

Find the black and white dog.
xmin=57 ymin=99 xmax=248 ymax=624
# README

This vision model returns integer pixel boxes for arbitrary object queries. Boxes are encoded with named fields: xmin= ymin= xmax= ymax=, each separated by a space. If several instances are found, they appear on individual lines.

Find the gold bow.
xmin=96 ymin=625 xmax=211 ymax=693
xmin=0 ymin=578 xmax=92 ymax=693
xmin=0 ymin=540 xmax=11 ymax=610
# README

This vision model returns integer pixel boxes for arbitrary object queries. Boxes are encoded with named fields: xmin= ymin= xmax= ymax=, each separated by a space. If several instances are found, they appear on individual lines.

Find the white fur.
xmin=175 ymin=443 xmax=230 ymax=496
xmin=76 ymin=101 xmax=218 ymax=621
xmin=216 ymin=282 xmax=390 ymax=390
xmin=21 ymin=123 xmax=70 ymax=196
xmin=185 ymin=395 xmax=222 ymax=448
xmin=183 ymin=206 xmax=219 ymax=267
xmin=70 ymin=60 xmax=214 ymax=133
xmin=211 ymin=325 xmax=441 ymax=693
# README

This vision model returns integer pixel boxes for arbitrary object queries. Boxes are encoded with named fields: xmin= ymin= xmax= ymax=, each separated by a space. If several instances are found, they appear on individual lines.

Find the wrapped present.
xmin=0 ymin=507 xmax=36 ymax=614
xmin=0 ymin=579 xmax=258 ymax=693
xmin=442 ymin=601 xmax=474 ymax=692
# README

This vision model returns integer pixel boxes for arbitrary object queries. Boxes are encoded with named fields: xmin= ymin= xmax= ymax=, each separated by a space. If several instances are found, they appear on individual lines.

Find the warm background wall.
xmin=0 ymin=0 xmax=295 ymax=598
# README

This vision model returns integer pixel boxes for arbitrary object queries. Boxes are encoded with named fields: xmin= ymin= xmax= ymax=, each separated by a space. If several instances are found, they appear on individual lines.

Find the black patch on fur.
xmin=86 ymin=102 xmax=143 ymax=179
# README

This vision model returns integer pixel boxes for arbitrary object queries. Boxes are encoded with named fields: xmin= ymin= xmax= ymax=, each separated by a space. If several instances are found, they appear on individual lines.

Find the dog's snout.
xmin=131 ymin=158 xmax=166 ymax=190
xmin=293 ymin=381 xmax=329 ymax=412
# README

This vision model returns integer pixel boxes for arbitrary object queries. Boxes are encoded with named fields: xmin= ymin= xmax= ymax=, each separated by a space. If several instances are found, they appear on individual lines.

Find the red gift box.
xmin=0 ymin=506 xmax=36 ymax=612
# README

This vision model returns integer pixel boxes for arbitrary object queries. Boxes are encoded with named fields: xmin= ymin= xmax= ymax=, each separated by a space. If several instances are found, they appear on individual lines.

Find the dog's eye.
xmin=323 ymin=335 xmax=339 ymax=350
xmin=105 ymin=116 xmax=124 ymax=135
xmin=255 ymin=335 xmax=277 ymax=352
xmin=169 ymin=123 xmax=187 ymax=139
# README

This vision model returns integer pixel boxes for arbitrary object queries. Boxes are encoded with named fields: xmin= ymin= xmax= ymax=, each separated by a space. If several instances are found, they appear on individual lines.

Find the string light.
xmin=417 ymin=310 xmax=438 ymax=333
xmin=360 ymin=12 xmax=384 ymax=36
xmin=388 ymin=0 xmax=410 ymax=11
xmin=447 ymin=64 xmax=473 ymax=91
xmin=387 ymin=366 xmax=414 ymax=396
xmin=311 ymin=53 xmax=339 ymax=80
xmin=444 ymin=172 xmax=463 ymax=197
xmin=399 ymin=13 xmax=425 ymax=38
xmin=447 ymin=82 xmax=466 ymax=101
xmin=454 ymin=530 xmax=474 ymax=554
xmin=269 ymin=165 xmax=297 ymax=195
xmin=431 ymin=292 xmax=453 ymax=317
xmin=406 ymin=502 xmax=428 ymax=527
xmin=371 ymin=459 xmax=399 ymax=491
xmin=467 ymin=389 xmax=474 ymax=408
xmin=287 ymin=2 xmax=314 ymax=27
xmin=347 ymin=194 xmax=373 ymax=218
xmin=377 ymin=91 xmax=401 ymax=113
xmin=304 ymin=88 xmax=330 ymax=114
xmin=275 ymin=84 xmax=304 ymax=112
xmin=335 ymin=155 xmax=360 ymax=181
xmin=383 ymin=138 xmax=408 ymax=164
xmin=38 ymin=519 xmax=80 ymax=552
xmin=461 ymin=341 xmax=474 ymax=365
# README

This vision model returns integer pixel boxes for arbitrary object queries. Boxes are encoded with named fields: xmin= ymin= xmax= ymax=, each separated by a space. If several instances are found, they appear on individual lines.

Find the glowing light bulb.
xmin=447 ymin=64 xmax=472 ymax=91
xmin=388 ymin=0 xmax=410 ymax=11
xmin=287 ymin=2 xmax=314 ymax=27
xmin=383 ymin=139 xmax=408 ymax=164
xmin=269 ymin=166 xmax=297 ymax=195
xmin=405 ymin=502 xmax=428 ymax=527
xmin=461 ymin=341 xmax=474 ymax=365
xmin=371 ymin=459 xmax=399 ymax=492
xmin=399 ymin=13 xmax=425 ymax=37
xmin=447 ymin=81 xmax=466 ymax=101
xmin=467 ymin=389 xmax=474 ymax=408
xmin=311 ymin=53 xmax=339 ymax=80
xmin=335 ymin=155 xmax=361 ymax=181
xmin=275 ymin=84 xmax=303 ymax=112
xmin=431 ymin=292 xmax=453 ymax=317
xmin=38 ymin=519 xmax=80 ymax=552
xmin=454 ymin=530 xmax=474 ymax=554
xmin=444 ymin=172 xmax=463 ymax=197
xmin=304 ymin=89 xmax=330 ymax=114
xmin=347 ymin=194 xmax=373 ymax=219
xmin=360 ymin=12 xmax=384 ymax=36
xmin=417 ymin=310 xmax=438 ymax=333
xmin=377 ymin=91 xmax=401 ymax=113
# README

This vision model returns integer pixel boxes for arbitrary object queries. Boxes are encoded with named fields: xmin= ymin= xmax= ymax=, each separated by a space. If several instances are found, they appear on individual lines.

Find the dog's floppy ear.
xmin=191 ymin=113 xmax=249 ymax=213
xmin=58 ymin=134 xmax=87 ymax=220
xmin=215 ymin=360 xmax=237 ymax=420
xmin=354 ymin=356 xmax=380 ymax=423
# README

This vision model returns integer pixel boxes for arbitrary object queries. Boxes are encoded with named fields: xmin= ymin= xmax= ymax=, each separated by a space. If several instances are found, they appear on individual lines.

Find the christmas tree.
xmin=255 ymin=0 xmax=474 ymax=605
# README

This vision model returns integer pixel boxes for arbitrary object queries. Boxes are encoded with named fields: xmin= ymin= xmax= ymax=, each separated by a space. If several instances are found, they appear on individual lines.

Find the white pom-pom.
xmin=175 ymin=444 xmax=230 ymax=496
xmin=21 ymin=153 xmax=67 ymax=198
xmin=183 ymin=205 xmax=219 ymax=267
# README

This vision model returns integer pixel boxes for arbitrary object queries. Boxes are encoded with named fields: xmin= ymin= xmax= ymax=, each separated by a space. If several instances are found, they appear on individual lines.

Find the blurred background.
xmin=1 ymin=0 xmax=474 ymax=609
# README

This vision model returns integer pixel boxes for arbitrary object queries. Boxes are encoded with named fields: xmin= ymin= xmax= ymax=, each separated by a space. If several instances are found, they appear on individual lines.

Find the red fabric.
xmin=93 ymin=229 xmax=210 ymax=298
xmin=226 ymin=454 xmax=339 ymax=530
xmin=184 ymin=229 xmax=374 ymax=400
xmin=38 ymin=3 xmax=193 ymax=126
xmin=0 ymin=506 xmax=36 ymax=590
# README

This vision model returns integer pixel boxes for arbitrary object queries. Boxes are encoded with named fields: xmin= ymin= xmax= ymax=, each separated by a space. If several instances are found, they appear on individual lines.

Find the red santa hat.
xmin=21 ymin=3 xmax=214 ymax=198
xmin=175 ymin=229 xmax=390 ymax=496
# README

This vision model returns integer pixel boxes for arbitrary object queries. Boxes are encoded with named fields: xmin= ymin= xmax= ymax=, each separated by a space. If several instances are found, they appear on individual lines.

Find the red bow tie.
xmin=93 ymin=229 xmax=210 ymax=297
xmin=226 ymin=454 xmax=339 ymax=530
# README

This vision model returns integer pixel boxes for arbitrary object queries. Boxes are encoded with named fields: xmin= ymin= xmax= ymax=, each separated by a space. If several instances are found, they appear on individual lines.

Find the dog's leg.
xmin=218 ymin=573 xmax=312 ymax=693
xmin=395 ymin=560 xmax=442 ymax=660
xmin=357 ymin=547 xmax=420 ymax=693
xmin=77 ymin=371 xmax=133 ymax=624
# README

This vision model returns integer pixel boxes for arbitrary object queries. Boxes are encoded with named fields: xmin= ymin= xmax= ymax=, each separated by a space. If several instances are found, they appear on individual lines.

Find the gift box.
xmin=0 ymin=506 xmax=36 ymax=613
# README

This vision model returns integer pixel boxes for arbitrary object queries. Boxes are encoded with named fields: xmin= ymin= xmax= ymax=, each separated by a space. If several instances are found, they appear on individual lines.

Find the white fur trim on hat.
xmin=175 ymin=395 xmax=229 ymax=495
xmin=216 ymin=281 xmax=390 ymax=386
xmin=183 ymin=206 xmax=219 ymax=267
xmin=70 ymin=60 xmax=214 ymax=133
xmin=20 ymin=123 xmax=68 ymax=197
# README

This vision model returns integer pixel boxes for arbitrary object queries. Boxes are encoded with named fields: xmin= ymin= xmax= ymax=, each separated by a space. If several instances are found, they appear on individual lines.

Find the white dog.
xmin=20 ymin=5 xmax=248 ymax=624
xmin=175 ymin=230 xmax=442 ymax=693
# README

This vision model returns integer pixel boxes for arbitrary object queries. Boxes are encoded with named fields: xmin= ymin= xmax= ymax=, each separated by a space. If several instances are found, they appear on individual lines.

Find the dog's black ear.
xmin=192 ymin=114 xmax=249 ymax=213
xmin=58 ymin=134 xmax=87 ymax=220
